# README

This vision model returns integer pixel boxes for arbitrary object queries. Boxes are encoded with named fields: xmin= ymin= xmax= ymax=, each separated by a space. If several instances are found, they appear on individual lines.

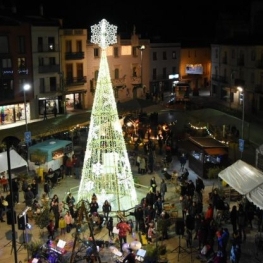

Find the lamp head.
xmin=23 ymin=84 xmax=30 ymax=91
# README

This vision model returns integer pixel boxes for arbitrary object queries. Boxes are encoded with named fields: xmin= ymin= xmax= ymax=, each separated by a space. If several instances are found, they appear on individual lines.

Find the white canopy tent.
xmin=218 ymin=159 xmax=263 ymax=210
xmin=0 ymin=149 xmax=28 ymax=174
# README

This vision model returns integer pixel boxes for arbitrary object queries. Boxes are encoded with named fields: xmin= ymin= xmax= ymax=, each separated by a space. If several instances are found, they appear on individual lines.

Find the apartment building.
xmin=60 ymin=28 xmax=88 ymax=110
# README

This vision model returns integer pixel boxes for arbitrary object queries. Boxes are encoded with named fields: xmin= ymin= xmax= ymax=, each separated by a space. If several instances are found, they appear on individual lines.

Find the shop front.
xmin=187 ymin=137 xmax=228 ymax=178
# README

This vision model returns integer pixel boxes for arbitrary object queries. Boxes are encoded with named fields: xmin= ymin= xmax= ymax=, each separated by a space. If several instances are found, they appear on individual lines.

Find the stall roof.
xmin=0 ymin=149 xmax=28 ymax=173
xmin=189 ymin=137 xmax=228 ymax=148
xmin=28 ymin=139 xmax=72 ymax=152
xmin=219 ymin=160 xmax=263 ymax=210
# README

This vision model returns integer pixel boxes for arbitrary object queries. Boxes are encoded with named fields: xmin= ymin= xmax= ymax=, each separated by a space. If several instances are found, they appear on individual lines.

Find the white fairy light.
xmin=77 ymin=19 xmax=138 ymax=210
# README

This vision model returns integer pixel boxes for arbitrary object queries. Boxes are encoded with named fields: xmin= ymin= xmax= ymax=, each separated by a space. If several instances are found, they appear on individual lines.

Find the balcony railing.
xmin=38 ymin=65 xmax=60 ymax=74
xmin=65 ymin=52 xmax=85 ymax=60
xmin=37 ymin=44 xmax=59 ymax=52
xmin=65 ymin=76 xmax=87 ymax=86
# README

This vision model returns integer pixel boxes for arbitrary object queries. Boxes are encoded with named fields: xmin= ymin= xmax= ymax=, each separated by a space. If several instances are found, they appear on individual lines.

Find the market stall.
xmin=187 ymin=137 xmax=228 ymax=178
xmin=28 ymin=139 xmax=73 ymax=179
xmin=218 ymin=160 xmax=263 ymax=210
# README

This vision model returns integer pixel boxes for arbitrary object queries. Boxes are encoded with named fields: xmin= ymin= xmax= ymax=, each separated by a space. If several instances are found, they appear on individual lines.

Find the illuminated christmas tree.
xmin=77 ymin=19 xmax=138 ymax=211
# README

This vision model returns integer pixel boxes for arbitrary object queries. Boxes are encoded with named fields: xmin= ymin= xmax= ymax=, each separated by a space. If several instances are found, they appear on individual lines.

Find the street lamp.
xmin=237 ymin=86 xmax=245 ymax=159
xmin=23 ymin=84 xmax=30 ymax=132
xmin=138 ymin=45 xmax=145 ymax=90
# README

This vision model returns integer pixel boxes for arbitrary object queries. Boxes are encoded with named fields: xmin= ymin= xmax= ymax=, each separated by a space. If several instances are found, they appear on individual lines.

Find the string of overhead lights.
xmin=188 ymin=122 xmax=229 ymax=145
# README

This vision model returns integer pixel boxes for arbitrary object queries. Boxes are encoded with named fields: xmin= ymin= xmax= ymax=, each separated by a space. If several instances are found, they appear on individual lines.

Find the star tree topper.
xmin=91 ymin=19 xmax=117 ymax=50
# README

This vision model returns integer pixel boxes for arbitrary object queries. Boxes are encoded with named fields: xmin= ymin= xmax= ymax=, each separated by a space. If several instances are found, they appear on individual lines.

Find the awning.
xmin=218 ymin=160 xmax=263 ymax=210
xmin=65 ymin=89 xmax=87 ymax=94
xmin=0 ymin=149 xmax=28 ymax=173
xmin=204 ymin=148 xmax=228 ymax=155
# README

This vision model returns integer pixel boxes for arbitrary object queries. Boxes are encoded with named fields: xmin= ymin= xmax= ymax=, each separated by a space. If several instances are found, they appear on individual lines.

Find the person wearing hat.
xmin=117 ymin=219 xmax=131 ymax=252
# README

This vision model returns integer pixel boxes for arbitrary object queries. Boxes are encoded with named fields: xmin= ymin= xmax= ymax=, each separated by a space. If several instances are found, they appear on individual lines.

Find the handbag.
xmin=113 ymin=226 xmax=119 ymax=234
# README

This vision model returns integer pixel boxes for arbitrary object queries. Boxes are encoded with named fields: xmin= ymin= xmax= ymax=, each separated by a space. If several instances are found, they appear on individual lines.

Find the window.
xmin=77 ymin=63 xmax=83 ymax=79
xmin=162 ymin=68 xmax=167 ymax=79
xmin=66 ymin=64 xmax=73 ymax=83
xmin=50 ymin=77 xmax=56 ymax=91
xmin=0 ymin=79 xmax=14 ymax=100
xmin=251 ymin=50 xmax=256 ymax=61
xmin=231 ymin=49 xmax=235 ymax=59
xmin=0 ymin=36 xmax=9 ymax=53
xmin=18 ymin=57 xmax=26 ymax=74
xmin=94 ymin=48 xmax=99 ymax=58
xmin=132 ymin=66 xmax=137 ymax=77
xmin=76 ymin=40 xmax=82 ymax=52
xmin=95 ymin=70 xmax=99 ymax=80
xmin=163 ymin=51 xmax=167 ymax=60
xmin=2 ymin=58 xmax=12 ymax=68
xmin=250 ymin=72 xmax=255 ymax=84
xmin=38 ymin=37 xmax=43 ymax=52
xmin=152 ymin=68 xmax=157 ymax=80
xmin=153 ymin=52 xmax=157 ymax=61
xmin=172 ymin=51 xmax=177 ymax=59
xmin=114 ymin=47 xmax=119 ymax=57
xmin=39 ymin=57 xmax=44 ymax=66
xmin=40 ymin=78 xmax=45 ymax=93
xmin=66 ymin=40 xmax=72 ymax=52
xmin=49 ymin=57 xmax=56 ymax=65
xmin=18 ymin=36 xmax=26 ymax=53
xmin=114 ymin=68 xmax=119 ymax=79
xmin=172 ymin=66 xmax=177 ymax=74
xmin=132 ymin=47 xmax=137 ymax=57
xmin=215 ymin=49 xmax=218 ymax=59
xmin=48 ymin=37 xmax=55 ymax=51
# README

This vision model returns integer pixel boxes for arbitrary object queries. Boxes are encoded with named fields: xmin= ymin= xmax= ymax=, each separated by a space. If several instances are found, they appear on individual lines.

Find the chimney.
xmin=40 ymin=4 xmax=43 ymax=16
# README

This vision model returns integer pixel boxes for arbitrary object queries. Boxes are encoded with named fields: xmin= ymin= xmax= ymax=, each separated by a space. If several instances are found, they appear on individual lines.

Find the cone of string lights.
xmin=77 ymin=19 xmax=138 ymax=211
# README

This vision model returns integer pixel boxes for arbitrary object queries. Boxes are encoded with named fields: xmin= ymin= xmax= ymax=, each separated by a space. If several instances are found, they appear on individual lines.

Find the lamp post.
xmin=23 ymin=84 xmax=30 ymax=132
xmin=139 ymin=45 xmax=145 ymax=91
xmin=23 ymin=84 xmax=30 ymax=164
xmin=237 ymin=87 xmax=245 ymax=159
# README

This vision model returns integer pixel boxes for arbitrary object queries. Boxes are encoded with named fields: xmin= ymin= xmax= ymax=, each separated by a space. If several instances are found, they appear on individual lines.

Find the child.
xmin=59 ymin=215 xmax=66 ymax=235
xmin=127 ymin=219 xmax=134 ymax=235
xmin=147 ymin=222 xmax=155 ymax=244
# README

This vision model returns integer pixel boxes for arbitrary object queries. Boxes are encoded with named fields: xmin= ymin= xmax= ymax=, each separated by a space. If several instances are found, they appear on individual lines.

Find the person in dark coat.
xmin=230 ymin=205 xmax=238 ymax=233
xmin=12 ymin=178 xmax=20 ymax=204
xmin=31 ymin=179 xmax=38 ymax=199
xmin=24 ymin=186 xmax=34 ymax=207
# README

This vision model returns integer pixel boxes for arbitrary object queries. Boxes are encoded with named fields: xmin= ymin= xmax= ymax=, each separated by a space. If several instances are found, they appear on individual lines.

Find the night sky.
xmin=3 ymin=0 xmax=253 ymax=40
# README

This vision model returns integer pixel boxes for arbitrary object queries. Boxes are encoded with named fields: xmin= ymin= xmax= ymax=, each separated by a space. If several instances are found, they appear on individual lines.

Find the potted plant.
xmin=26 ymin=240 xmax=43 ymax=259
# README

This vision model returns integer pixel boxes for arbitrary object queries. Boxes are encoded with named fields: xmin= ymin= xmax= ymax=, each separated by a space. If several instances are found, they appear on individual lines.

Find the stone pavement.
xmin=1 ymin=145 xmax=262 ymax=262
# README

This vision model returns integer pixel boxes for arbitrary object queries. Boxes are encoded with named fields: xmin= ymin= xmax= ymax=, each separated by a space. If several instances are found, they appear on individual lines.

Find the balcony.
xmin=37 ymin=44 xmax=59 ymax=53
xmin=65 ymin=52 xmax=85 ymax=60
xmin=112 ymin=75 xmax=126 ymax=87
xmin=65 ymin=76 xmax=87 ymax=86
xmin=38 ymin=65 xmax=60 ymax=74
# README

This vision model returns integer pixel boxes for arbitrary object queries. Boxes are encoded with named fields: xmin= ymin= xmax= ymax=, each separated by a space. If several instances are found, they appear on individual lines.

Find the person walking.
xmin=160 ymin=179 xmax=167 ymax=202
xmin=53 ymin=106 xmax=57 ymax=117
xmin=106 ymin=216 xmax=114 ymax=238
xmin=150 ymin=176 xmax=157 ymax=193
xmin=24 ymin=186 xmax=34 ymax=207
